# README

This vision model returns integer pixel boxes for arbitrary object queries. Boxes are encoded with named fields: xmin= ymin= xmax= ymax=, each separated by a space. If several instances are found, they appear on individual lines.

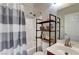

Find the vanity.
xmin=47 ymin=43 xmax=79 ymax=55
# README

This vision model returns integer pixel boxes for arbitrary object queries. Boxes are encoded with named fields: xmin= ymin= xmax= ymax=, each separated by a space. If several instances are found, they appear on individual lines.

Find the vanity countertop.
xmin=47 ymin=43 xmax=79 ymax=55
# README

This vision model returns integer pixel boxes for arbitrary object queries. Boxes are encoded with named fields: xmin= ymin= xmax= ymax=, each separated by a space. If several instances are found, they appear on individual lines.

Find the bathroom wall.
xmin=34 ymin=3 xmax=57 ymax=20
xmin=25 ymin=18 xmax=36 ymax=44
xmin=23 ymin=4 xmax=36 ymax=45
xmin=23 ymin=3 xmax=57 ymax=44
xmin=57 ymin=3 xmax=79 ymax=41
xmin=65 ymin=12 xmax=79 ymax=41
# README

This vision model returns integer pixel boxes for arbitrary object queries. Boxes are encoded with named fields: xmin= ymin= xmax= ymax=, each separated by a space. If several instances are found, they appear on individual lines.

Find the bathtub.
xmin=27 ymin=40 xmax=42 ymax=55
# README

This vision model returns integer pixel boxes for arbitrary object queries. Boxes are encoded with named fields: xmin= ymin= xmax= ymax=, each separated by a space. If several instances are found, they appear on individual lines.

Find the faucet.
xmin=64 ymin=33 xmax=72 ymax=47
xmin=64 ymin=38 xmax=72 ymax=47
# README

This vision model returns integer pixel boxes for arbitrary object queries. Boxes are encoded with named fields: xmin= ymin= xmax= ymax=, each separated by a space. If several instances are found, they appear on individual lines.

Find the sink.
xmin=55 ymin=45 xmax=79 ymax=55
xmin=47 ymin=43 xmax=79 ymax=55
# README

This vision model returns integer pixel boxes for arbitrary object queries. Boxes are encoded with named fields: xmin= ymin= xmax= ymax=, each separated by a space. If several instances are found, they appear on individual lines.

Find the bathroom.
xmin=0 ymin=3 xmax=79 ymax=55
xmin=24 ymin=3 xmax=79 ymax=55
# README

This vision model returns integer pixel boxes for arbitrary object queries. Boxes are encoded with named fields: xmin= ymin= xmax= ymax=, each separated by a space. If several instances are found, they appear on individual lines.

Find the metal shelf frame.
xmin=36 ymin=14 xmax=60 ymax=52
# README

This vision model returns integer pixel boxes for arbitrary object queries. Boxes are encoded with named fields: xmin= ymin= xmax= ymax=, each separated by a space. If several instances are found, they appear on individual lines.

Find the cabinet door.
xmin=47 ymin=51 xmax=55 ymax=55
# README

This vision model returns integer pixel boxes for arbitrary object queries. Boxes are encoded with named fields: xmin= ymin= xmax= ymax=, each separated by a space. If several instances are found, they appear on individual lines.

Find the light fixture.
xmin=51 ymin=3 xmax=65 ymax=8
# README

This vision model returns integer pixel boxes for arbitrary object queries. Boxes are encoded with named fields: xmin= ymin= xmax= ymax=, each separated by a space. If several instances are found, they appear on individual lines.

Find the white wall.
xmin=65 ymin=12 xmax=79 ymax=41
xmin=26 ymin=18 xmax=36 ymax=44
xmin=23 ymin=3 xmax=57 ymax=45
xmin=23 ymin=4 xmax=36 ymax=44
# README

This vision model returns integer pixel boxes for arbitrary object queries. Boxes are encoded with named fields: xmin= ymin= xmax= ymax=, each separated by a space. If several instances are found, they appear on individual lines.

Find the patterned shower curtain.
xmin=0 ymin=4 xmax=27 ymax=55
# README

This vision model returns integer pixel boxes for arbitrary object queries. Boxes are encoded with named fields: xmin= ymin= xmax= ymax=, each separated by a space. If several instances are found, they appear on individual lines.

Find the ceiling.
xmin=54 ymin=3 xmax=75 ymax=10
xmin=33 ymin=3 xmax=75 ymax=11
xmin=24 ymin=3 xmax=75 ymax=12
xmin=23 ymin=3 xmax=75 ymax=17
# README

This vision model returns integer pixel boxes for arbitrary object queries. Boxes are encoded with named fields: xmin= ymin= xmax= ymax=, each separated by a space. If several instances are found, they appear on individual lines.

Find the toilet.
xmin=33 ymin=40 xmax=48 ymax=55
xmin=33 ymin=51 xmax=45 ymax=55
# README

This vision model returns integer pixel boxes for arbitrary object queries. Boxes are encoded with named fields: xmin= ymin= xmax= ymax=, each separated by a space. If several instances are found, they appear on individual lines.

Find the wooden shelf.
xmin=36 ymin=30 xmax=59 ymax=32
xmin=36 ymin=19 xmax=42 ymax=20
xmin=41 ymin=38 xmax=55 ymax=44
xmin=36 ymin=36 xmax=56 ymax=43
xmin=37 ymin=20 xmax=56 ymax=24
xmin=37 ymin=20 xmax=60 ymax=24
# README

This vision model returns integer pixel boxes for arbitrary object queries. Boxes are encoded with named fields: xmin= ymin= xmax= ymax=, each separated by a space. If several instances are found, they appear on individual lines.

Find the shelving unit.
xmin=36 ymin=14 xmax=60 ymax=52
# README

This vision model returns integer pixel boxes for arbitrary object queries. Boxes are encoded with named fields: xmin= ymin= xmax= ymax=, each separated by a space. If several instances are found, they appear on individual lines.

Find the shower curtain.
xmin=0 ymin=4 xmax=27 ymax=55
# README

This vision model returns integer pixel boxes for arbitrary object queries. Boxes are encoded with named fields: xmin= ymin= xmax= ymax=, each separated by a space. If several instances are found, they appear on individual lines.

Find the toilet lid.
xmin=33 ymin=51 xmax=45 ymax=55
